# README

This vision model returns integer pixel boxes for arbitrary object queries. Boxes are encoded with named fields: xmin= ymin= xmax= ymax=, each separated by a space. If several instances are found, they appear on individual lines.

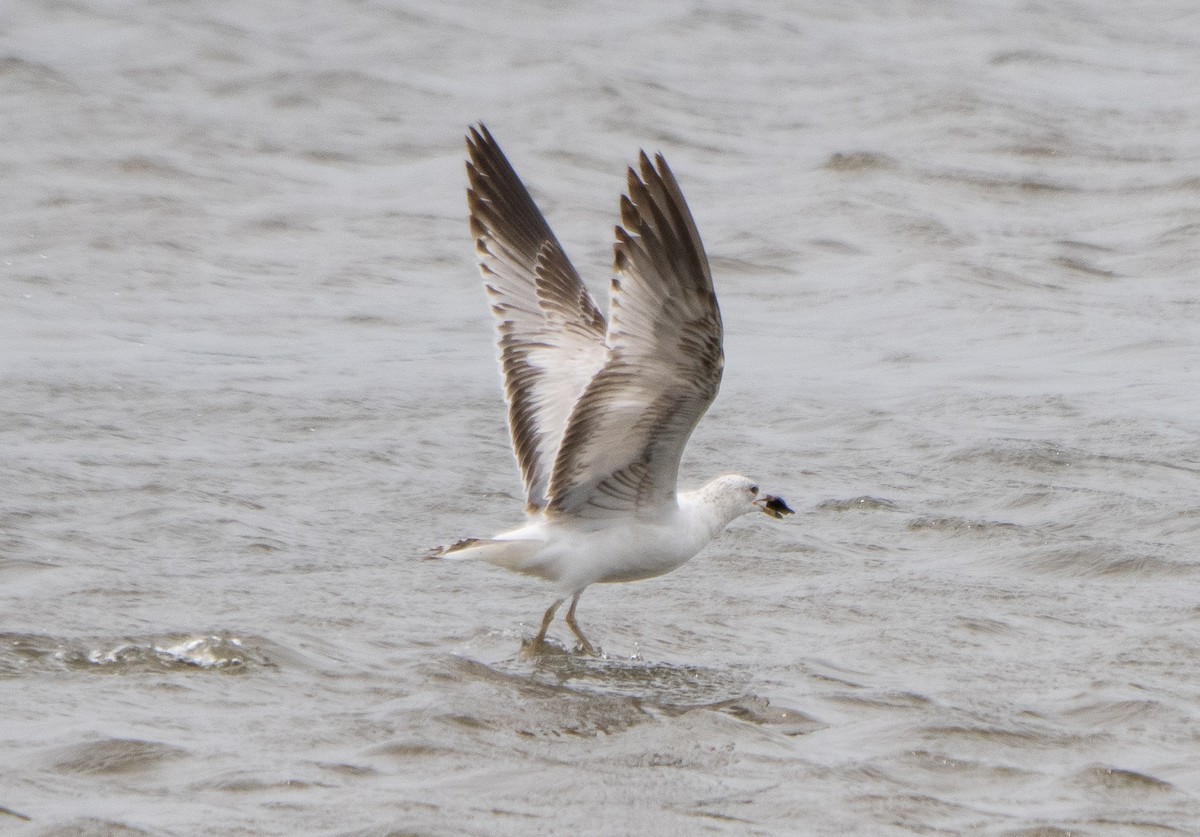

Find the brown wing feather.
xmin=465 ymin=125 xmax=608 ymax=511
xmin=547 ymin=152 xmax=723 ymax=518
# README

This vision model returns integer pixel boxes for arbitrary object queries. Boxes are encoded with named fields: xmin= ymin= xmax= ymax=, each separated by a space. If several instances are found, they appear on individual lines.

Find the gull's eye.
xmin=749 ymin=484 xmax=759 ymax=495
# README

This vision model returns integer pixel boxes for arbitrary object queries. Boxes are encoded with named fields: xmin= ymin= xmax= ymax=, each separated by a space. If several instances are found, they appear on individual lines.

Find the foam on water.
xmin=90 ymin=635 xmax=248 ymax=670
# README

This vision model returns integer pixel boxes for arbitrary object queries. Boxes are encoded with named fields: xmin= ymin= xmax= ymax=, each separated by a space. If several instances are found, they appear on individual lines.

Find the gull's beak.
xmin=754 ymin=494 xmax=794 ymax=519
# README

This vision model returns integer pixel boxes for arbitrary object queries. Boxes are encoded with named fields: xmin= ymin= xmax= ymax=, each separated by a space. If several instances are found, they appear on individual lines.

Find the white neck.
xmin=677 ymin=483 xmax=749 ymax=538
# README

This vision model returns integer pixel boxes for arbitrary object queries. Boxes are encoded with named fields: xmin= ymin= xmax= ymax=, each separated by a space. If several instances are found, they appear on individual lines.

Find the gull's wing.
xmin=465 ymin=124 xmax=608 ymax=511
xmin=546 ymin=151 xmax=723 ymax=518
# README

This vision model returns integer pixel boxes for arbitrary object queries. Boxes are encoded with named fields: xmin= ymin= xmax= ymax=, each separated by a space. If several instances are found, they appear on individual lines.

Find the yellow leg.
xmin=564 ymin=591 xmax=598 ymax=656
xmin=526 ymin=597 xmax=564 ymax=654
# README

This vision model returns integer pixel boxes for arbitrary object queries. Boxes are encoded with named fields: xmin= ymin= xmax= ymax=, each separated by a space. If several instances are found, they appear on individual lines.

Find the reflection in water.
xmin=458 ymin=652 xmax=823 ymax=735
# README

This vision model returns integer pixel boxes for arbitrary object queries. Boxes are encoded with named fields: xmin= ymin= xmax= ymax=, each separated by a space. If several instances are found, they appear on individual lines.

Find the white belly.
xmin=488 ymin=499 xmax=726 ymax=593
xmin=548 ymin=514 xmax=715 ymax=590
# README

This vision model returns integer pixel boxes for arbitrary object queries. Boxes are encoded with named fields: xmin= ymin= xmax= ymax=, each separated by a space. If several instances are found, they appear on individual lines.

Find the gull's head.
xmin=700 ymin=474 xmax=794 ymax=525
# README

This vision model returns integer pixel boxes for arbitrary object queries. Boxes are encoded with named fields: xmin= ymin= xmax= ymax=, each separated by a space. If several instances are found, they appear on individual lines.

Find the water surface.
xmin=3 ymin=1 xmax=1199 ymax=833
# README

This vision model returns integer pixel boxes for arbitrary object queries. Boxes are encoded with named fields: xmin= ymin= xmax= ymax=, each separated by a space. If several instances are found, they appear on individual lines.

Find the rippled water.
xmin=3 ymin=0 xmax=1199 ymax=833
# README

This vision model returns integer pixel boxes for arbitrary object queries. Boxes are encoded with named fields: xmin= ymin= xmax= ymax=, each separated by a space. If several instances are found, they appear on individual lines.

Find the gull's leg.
xmin=564 ymin=590 xmax=598 ymax=656
xmin=525 ymin=597 xmax=564 ymax=655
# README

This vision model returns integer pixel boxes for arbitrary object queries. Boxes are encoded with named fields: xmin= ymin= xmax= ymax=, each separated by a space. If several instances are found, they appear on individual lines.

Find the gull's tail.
xmin=423 ymin=537 xmax=488 ymax=559
xmin=423 ymin=537 xmax=544 ymax=574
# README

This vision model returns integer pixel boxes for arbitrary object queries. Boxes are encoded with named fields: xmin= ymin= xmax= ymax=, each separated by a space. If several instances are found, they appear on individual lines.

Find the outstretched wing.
xmin=546 ymin=151 xmax=723 ymax=518
xmin=465 ymin=124 xmax=608 ymax=511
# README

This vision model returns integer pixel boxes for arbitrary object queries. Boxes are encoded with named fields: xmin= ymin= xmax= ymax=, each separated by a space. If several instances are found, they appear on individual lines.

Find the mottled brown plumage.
xmin=467 ymin=127 xmax=724 ymax=521
xmin=466 ymin=125 xmax=607 ymax=512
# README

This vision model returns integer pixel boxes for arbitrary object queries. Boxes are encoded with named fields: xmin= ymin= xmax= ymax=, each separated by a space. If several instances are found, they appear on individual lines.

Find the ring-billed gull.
xmin=428 ymin=124 xmax=792 ymax=655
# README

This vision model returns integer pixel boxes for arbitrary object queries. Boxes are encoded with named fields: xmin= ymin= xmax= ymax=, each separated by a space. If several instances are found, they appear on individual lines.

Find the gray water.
xmin=3 ymin=1 xmax=1200 ymax=834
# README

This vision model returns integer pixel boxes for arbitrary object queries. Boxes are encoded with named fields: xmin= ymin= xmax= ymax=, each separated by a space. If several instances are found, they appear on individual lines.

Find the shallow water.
xmin=3 ymin=0 xmax=1200 ymax=833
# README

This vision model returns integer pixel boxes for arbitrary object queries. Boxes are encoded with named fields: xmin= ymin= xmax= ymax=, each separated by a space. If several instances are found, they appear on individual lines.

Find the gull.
xmin=427 ymin=124 xmax=792 ymax=655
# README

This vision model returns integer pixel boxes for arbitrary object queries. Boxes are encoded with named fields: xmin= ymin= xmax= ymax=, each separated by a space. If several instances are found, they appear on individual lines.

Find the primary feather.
xmin=466 ymin=124 xmax=608 ymax=512
xmin=547 ymin=151 xmax=724 ymax=518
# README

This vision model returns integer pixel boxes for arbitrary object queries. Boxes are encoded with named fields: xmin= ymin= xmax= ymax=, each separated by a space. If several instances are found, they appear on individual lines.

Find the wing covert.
xmin=546 ymin=152 xmax=723 ymax=518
